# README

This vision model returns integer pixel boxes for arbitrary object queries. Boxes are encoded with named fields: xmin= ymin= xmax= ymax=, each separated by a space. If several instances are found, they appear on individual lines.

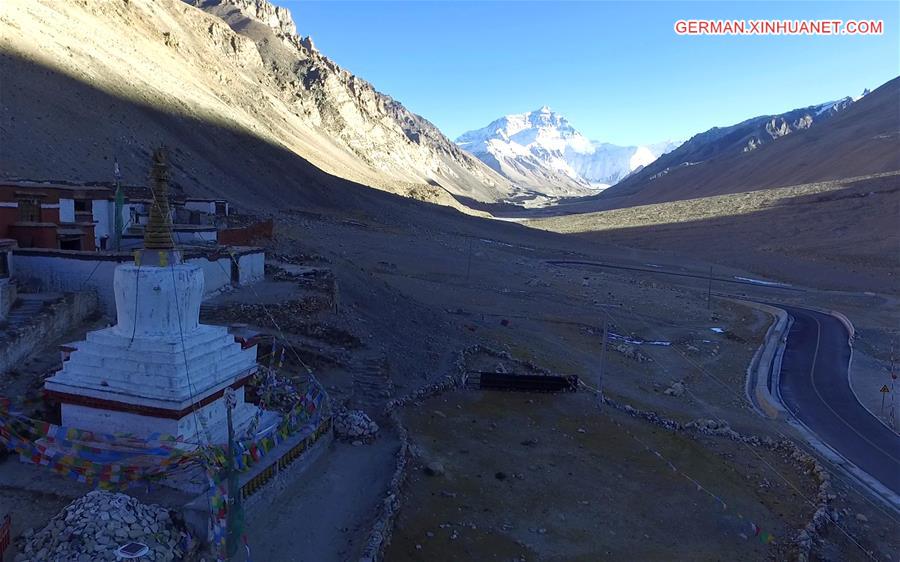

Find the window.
xmin=17 ymin=198 xmax=40 ymax=222
xmin=59 ymin=237 xmax=82 ymax=251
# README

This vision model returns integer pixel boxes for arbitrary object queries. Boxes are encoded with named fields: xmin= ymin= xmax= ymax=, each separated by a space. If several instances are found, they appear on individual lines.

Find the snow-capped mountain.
xmin=456 ymin=107 xmax=679 ymax=199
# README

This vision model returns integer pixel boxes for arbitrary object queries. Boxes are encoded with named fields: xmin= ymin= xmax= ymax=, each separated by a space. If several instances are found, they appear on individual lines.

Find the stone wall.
xmin=217 ymin=219 xmax=273 ymax=246
xmin=592 ymin=392 xmax=836 ymax=562
xmin=359 ymin=344 xmax=839 ymax=562
xmin=0 ymin=291 xmax=98 ymax=375
xmin=359 ymin=348 xmax=471 ymax=562
xmin=0 ymin=278 xmax=16 ymax=321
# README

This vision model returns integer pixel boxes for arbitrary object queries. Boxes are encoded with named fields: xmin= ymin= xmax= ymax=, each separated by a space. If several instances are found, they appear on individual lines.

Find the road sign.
xmin=881 ymin=385 xmax=891 ymax=393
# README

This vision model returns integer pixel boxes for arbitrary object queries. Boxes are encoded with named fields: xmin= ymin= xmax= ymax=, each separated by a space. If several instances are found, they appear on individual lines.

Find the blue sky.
xmin=273 ymin=1 xmax=899 ymax=146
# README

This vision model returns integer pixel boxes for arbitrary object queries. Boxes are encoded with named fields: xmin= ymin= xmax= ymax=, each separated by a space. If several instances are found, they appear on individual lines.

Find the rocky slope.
xmin=604 ymin=93 xmax=864 ymax=201
xmin=0 ymin=0 xmax=515 ymax=211
xmin=456 ymin=107 xmax=678 ymax=199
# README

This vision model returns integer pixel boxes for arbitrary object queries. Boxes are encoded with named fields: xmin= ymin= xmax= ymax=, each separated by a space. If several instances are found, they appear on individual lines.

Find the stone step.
xmin=84 ymin=325 xmax=233 ymax=351
xmin=352 ymin=356 xmax=394 ymax=405
xmin=47 ymin=363 xmax=256 ymax=403
xmin=77 ymin=332 xmax=242 ymax=361
xmin=61 ymin=344 xmax=252 ymax=374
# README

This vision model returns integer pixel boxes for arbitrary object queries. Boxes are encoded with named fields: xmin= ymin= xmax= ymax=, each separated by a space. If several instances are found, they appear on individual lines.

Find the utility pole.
xmin=114 ymin=158 xmax=124 ymax=251
xmin=598 ymin=311 xmax=609 ymax=406
xmin=706 ymin=266 xmax=713 ymax=310
xmin=465 ymin=238 xmax=473 ymax=283
xmin=890 ymin=341 xmax=897 ymax=430
xmin=224 ymin=388 xmax=243 ymax=560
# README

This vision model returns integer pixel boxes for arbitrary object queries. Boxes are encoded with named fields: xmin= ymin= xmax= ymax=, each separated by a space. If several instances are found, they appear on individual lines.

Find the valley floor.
xmin=3 ymin=187 xmax=898 ymax=561
xmin=248 ymin=200 xmax=898 ymax=560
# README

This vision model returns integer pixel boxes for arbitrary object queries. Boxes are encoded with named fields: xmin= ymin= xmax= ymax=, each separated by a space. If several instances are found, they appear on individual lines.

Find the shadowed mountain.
xmin=531 ymin=173 xmax=900 ymax=294
xmin=0 ymin=52 xmax=594 ymax=253
xmin=594 ymin=78 xmax=899 ymax=209
xmin=0 ymin=52 xmax=417 ymax=215
xmin=0 ymin=0 xmax=513 ymax=211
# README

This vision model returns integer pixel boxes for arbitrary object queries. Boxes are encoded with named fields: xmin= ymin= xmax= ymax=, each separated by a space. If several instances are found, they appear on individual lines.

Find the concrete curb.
xmin=729 ymin=299 xmax=789 ymax=420
xmin=747 ymin=303 xmax=900 ymax=514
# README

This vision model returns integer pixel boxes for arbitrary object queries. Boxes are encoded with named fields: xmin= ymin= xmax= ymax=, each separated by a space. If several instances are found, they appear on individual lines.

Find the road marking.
xmin=807 ymin=315 xmax=900 ymax=465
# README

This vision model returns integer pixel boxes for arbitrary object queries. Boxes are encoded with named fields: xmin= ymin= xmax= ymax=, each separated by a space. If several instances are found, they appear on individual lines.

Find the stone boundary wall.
xmin=358 ymin=347 xmax=477 ymax=562
xmin=359 ymin=344 xmax=550 ymax=561
xmin=594 ymin=392 xmax=836 ymax=562
xmin=358 ymin=342 xmax=840 ymax=562
xmin=0 ymin=292 xmax=98 ymax=375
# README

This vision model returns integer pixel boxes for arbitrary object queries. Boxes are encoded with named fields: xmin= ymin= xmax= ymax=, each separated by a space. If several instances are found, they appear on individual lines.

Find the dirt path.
xmin=236 ymin=434 xmax=399 ymax=562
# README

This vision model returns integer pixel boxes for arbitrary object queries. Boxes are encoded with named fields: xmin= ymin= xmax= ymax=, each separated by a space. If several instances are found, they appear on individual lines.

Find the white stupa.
xmin=44 ymin=149 xmax=265 ymax=444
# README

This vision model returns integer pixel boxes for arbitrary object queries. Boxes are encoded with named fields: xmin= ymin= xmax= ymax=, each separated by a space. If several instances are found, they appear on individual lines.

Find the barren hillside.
xmin=593 ymin=77 xmax=900 ymax=209
xmin=530 ymin=172 xmax=900 ymax=293
xmin=0 ymin=0 xmax=514 ymax=210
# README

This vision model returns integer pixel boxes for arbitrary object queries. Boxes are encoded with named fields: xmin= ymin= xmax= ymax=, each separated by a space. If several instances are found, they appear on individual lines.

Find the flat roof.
xmin=0 ymin=181 xmax=111 ymax=193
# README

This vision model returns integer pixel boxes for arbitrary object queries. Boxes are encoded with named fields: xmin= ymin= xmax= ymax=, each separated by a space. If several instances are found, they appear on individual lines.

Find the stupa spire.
xmin=144 ymin=147 xmax=175 ymax=251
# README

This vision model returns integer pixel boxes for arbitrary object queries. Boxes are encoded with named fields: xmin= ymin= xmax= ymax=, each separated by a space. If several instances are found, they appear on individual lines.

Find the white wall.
xmin=60 ymin=385 xmax=251 ymax=443
xmin=174 ymin=229 xmax=218 ymax=244
xmin=185 ymin=200 xmax=216 ymax=214
xmin=92 ymin=199 xmax=112 ymax=245
xmin=12 ymin=251 xmax=127 ymax=313
xmin=121 ymin=203 xmax=135 ymax=231
xmin=185 ymin=255 xmax=232 ymax=295
xmin=12 ymin=249 xmax=265 ymax=315
xmin=61 ymin=403 xmax=179 ymax=437
xmin=238 ymin=251 xmax=265 ymax=286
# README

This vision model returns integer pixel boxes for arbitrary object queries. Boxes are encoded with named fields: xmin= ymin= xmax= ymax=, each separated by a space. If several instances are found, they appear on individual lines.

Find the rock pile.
xmin=18 ymin=491 xmax=189 ymax=562
xmin=685 ymin=418 xmax=742 ymax=440
xmin=613 ymin=343 xmax=652 ymax=363
xmin=663 ymin=381 xmax=686 ymax=397
xmin=334 ymin=409 xmax=379 ymax=441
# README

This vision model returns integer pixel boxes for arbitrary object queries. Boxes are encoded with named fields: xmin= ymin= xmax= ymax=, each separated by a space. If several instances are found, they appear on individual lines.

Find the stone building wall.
xmin=0 ymin=291 xmax=98 ymax=375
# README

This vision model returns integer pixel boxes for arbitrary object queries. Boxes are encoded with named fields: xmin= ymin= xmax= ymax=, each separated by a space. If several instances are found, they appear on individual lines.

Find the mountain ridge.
xmin=592 ymin=78 xmax=898 ymax=208
xmin=456 ymin=107 xmax=680 ymax=202
xmin=0 ymin=0 xmax=516 ymax=212
xmin=607 ymin=93 xmax=863 ymax=198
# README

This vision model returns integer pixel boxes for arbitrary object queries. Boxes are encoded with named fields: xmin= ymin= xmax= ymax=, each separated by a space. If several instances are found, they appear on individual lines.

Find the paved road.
xmin=777 ymin=305 xmax=900 ymax=499
xmin=546 ymin=259 xmax=804 ymax=292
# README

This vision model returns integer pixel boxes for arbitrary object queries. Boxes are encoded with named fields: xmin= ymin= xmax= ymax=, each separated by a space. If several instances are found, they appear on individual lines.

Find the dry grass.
xmin=388 ymin=390 xmax=815 ymax=561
